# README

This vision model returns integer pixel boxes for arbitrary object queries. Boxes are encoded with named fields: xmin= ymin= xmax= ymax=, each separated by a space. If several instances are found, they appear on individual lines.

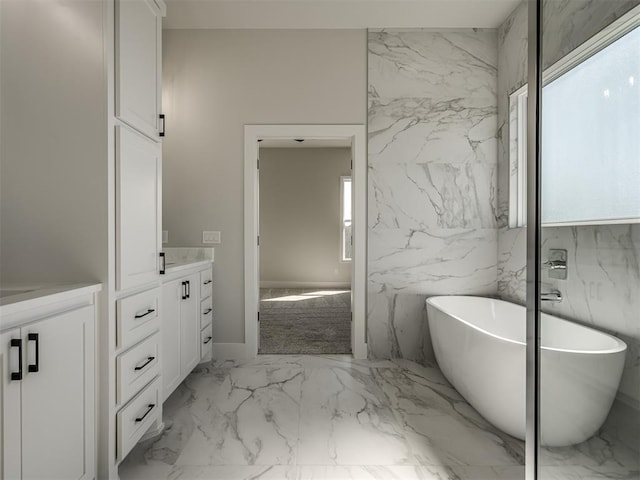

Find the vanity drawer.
xmin=117 ymin=376 xmax=161 ymax=461
xmin=200 ymin=268 xmax=212 ymax=299
xmin=117 ymin=332 xmax=160 ymax=405
xmin=200 ymin=323 xmax=213 ymax=362
xmin=117 ymin=287 xmax=160 ymax=349
xmin=200 ymin=296 xmax=213 ymax=330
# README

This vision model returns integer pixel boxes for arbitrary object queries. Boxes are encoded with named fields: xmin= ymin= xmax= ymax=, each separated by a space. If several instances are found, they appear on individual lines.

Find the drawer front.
xmin=200 ymin=268 xmax=212 ymax=299
xmin=117 ymin=376 xmax=161 ymax=461
xmin=117 ymin=287 xmax=161 ymax=349
xmin=117 ymin=332 xmax=160 ymax=406
xmin=200 ymin=323 xmax=213 ymax=361
xmin=200 ymin=296 xmax=213 ymax=330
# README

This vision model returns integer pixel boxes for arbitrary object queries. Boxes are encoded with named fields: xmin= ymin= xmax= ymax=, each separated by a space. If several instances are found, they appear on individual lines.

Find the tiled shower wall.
xmin=497 ymin=0 xmax=640 ymax=449
xmin=367 ymin=29 xmax=499 ymax=362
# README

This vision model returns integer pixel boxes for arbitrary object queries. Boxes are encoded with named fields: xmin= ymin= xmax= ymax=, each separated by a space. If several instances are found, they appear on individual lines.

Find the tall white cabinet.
xmin=107 ymin=0 xmax=166 ymax=476
xmin=115 ymin=0 xmax=163 ymax=139
xmin=116 ymin=126 xmax=162 ymax=291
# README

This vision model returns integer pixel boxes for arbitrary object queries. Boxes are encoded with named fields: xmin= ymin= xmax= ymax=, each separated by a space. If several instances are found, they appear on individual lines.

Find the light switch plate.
xmin=203 ymin=231 xmax=221 ymax=244
xmin=162 ymin=230 xmax=168 ymax=244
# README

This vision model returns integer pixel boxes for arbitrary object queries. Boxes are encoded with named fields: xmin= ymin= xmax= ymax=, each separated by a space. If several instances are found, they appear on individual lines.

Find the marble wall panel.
xmin=367 ymin=29 xmax=499 ymax=363
xmin=366 ymin=292 xmax=435 ymax=366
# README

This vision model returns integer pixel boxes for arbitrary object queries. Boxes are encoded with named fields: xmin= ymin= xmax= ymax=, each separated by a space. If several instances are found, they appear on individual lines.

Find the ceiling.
xmin=163 ymin=0 xmax=522 ymax=30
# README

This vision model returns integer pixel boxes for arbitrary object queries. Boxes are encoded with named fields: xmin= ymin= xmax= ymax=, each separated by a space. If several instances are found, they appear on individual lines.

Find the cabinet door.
xmin=162 ymin=279 xmax=182 ymax=401
xmin=180 ymin=273 xmax=200 ymax=375
xmin=115 ymin=0 xmax=162 ymax=139
xmin=1 ymin=330 xmax=22 ymax=479
xmin=117 ymin=125 xmax=162 ymax=291
xmin=21 ymin=306 xmax=95 ymax=480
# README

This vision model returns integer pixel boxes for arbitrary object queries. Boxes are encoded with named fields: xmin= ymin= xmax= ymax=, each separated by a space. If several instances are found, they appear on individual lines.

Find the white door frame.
xmin=244 ymin=124 xmax=367 ymax=359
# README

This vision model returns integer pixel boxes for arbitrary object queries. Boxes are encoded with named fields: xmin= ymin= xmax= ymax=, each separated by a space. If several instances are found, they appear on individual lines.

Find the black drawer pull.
xmin=159 ymin=252 xmax=166 ymax=275
xmin=203 ymin=308 xmax=213 ymax=315
xmin=27 ymin=333 xmax=39 ymax=373
xmin=134 ymin=356 xmax=155 ymax=371
xmin=203 ymin=336 xmax=212 ymax=345
xmin=134 ymin=308 xmax=155 ymax=319
xmin=186 ymin=281 xmax=191 ymax=299
xmin=203 ymin=280 xmax=212 ymax=285
xmin=10 ymin=339 xmax=22 ymax=381
xmin=181 ymin=281 xmax=187 ymax=300
xmin=135 ymin=404 xmax=155 ymax=423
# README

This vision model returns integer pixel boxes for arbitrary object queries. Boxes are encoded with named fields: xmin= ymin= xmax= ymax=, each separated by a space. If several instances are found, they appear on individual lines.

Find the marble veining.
xmin=163 ymin=247 xmax=215 ymax=264
xmin=119 ymin=356 xmax=638 ymax=480
xmin=368 ymin=30 xmax=499 ymax=362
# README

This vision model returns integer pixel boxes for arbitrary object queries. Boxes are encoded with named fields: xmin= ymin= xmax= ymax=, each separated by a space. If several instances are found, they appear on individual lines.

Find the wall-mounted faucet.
xmin=543 ymin=249 xmax=568 ymax=280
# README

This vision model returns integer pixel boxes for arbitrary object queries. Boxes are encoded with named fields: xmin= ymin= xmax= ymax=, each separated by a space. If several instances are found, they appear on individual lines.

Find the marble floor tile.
xmin=120 ymin=355 xmax=634 ymax=480
xmin=175 ymin=366 xmax=303 ymax=466
xmin=297 ymin=465 xmax=462 ymax=479
xmin=298 ymin=367 xmax=417 ymax=466
xmin=373 ymin=365 xmax=524 ymax=467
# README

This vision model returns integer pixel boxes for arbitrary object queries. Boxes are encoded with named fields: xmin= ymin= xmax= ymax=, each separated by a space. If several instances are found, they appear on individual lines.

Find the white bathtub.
xmin=426 ymin=295 xmax=627 ymax=447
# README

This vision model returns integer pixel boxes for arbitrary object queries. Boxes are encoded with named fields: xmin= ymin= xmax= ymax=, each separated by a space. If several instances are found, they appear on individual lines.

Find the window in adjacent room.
xmin=340 ymin=176 xmax=352 ymax=261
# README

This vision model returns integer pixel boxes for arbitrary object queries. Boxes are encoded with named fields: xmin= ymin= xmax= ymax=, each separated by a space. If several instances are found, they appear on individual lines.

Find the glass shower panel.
xmin=538 ymin=1 xmax=640 ymax=478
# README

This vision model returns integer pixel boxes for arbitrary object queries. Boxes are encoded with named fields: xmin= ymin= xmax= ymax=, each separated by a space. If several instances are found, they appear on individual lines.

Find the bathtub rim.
xmin=426 ymin=295 xmax=627 ymax=355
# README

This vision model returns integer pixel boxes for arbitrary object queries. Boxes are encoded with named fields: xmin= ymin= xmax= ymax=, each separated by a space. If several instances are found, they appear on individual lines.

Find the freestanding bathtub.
xmin=426 ymin=295 xmax=627 ymax=447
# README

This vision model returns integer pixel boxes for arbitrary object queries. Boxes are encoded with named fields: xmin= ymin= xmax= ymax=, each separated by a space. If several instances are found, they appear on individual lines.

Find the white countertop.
xmin=163 ymin=259 xmax=213 ymax=276
xmin=0 ymin=283 xmax=102 ymax=330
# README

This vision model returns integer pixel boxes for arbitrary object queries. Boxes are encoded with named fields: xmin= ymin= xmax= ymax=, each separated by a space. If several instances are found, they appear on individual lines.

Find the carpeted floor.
xmin=259 ymin=288 xmax=352 ymax=354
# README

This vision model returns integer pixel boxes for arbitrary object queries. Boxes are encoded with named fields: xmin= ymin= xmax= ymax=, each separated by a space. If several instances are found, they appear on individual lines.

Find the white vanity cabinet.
xmin=115 ymin=0 xmax=164 ymax=139
xmin=161 ymin=263 xmax=212 ymax=401
xmin=162 ymin=272 xmax=200 ymax=400
xmin=0 ymin=286 xmax=98 ymax=480
xmin=199 ymin=269 xmax=214 ymax=362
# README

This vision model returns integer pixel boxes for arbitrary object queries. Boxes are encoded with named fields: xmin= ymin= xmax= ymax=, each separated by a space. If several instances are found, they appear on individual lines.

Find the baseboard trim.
xmin=260 ymin=281 xmax=351 ymax=289
xmin=213 ymin=342 xmax=250 ymax=361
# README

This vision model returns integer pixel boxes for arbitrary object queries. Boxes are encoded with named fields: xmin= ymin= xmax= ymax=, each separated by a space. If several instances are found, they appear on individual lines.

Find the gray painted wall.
xmin=259 ymin=148 xmax=351 ymax=287
xmin=161 ymin=29 xmax=367 ymax=343
xmin=0 ymin=0 xmax=108 ymax=285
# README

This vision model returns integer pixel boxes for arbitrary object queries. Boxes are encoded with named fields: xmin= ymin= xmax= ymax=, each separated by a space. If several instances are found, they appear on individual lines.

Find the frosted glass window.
xmin=541 ymin=26 xmax=640 ymax=224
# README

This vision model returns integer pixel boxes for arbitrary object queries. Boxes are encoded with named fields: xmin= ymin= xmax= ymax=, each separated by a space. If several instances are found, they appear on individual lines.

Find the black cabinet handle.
xmin=186 ymin=281 xmax=191 ymax=299
xmin=159 ymin=114 xmax=165 ymax=137
xmin=203 ymin=308 xmax=213 ymax=315
xmin=134 ymin=356 xmax=155 ymax=371
xmin=203 ymin=336 xmax=212 ymax=345
xmin=159 ymin=252 xmax=165 ymax=275
xmin=134 ymin=308 xmax=155 ymax=319
xmin=27 ymin=333 xmax=39 ymax=373
xmin=181 ymin=281 xmax=187 ymax=300
xmin=10 ymin=339 xmax=22 ymax=381
xmin=203 ymin=280 xmax=212 ymax=285
xmin=135 ymin=404 xmax=155 ymax=423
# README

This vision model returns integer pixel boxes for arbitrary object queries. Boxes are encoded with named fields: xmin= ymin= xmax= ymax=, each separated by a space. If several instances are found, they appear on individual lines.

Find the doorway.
xmin=244 ymin=125 xmax=367 ymax=359
xmin=258 ymin=142 xmax=352 ymax=354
